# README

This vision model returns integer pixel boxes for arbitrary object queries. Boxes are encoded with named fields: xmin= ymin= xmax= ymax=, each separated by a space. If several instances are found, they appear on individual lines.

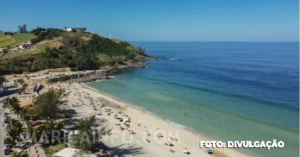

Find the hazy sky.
xmin=0 ymin=0 xmax=298 ymax=41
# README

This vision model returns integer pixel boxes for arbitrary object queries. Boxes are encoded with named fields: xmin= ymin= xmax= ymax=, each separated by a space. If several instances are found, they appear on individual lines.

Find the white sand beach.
xmin=50 ymin=82 xmax=251 ymax=157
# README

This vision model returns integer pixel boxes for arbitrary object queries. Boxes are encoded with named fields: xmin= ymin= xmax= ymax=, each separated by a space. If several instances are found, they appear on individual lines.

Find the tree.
xmin=79 ymin=28 xmax=87 ymax=32
xmin=70 ymin=115 xmax=111 ymax=151
xmin=33 ymin=88 xmax=68 ymax=120
xmin=19 ymin=83 xmax=28 ymax=94
xmin=3 ymin=97 xmax=22 ymax=120
xmin=18 ymin=24 xmax=27 ymax=33
xmin=20 ymin=109 xmax=33 ymax=136
xmin=137 ymin=47 xmax=146 ymax=55
xmin=0 ymin=76 xmax=5 ymax=87
xmin=5 ymin=118 xmax=23 ymax=145
xmin=10 ymin=150 xmax=29 ymax=157
xmin=30 ymin=27 xmax=46 ymax=35
xmin=16 ymin=79 xmax=25 ymax=85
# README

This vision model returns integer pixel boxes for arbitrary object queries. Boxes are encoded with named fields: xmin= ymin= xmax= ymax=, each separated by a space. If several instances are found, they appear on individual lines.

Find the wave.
xmin=143 ymin=76 xmax=299 ymax=110
xmin=168 ymin=57 xmax=179 ymax=61
xmin=108 ymin=75 xmax=115 ymax=79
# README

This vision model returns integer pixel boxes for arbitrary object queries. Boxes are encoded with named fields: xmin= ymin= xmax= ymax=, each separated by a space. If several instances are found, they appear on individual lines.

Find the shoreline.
xmin=78 ymin=82 xmax=252 ymax=157
xmin=81 ymin=83 xmax=190 ymax=130
xmin=81 ymin=83 xmax=204 ymax=132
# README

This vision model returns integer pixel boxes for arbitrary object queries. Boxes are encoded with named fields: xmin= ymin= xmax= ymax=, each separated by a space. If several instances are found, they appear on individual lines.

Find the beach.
xmin=50 ymin=82 xmax=250 ymax=157
xmin=5 ymin=42 xmax=298 ymax=157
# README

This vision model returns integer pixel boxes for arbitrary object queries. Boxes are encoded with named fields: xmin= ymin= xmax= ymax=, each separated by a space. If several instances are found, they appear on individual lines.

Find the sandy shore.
xmin=50 ymin=82 xmax=251 ymax=157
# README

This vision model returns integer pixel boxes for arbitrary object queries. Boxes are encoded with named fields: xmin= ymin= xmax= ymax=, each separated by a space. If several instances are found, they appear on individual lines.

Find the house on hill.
xmin=65 ymin=27 xmax=72 ymax=32
xmin=3 ymin=31 xmax=12 ymax=36
xmin=64 ymin=27 xmax=87 ymax=32
xmin=19 ymin=41 xmax=32 ymax=50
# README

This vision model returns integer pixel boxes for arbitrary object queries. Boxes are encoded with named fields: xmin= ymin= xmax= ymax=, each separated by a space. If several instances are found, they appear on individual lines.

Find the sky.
xmin=0 ymin=0 xmax=299 ymax=41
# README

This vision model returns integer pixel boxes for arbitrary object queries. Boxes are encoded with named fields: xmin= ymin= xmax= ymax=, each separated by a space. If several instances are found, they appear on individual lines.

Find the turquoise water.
xmin=86 ymin=42 xmax=299 ymax=157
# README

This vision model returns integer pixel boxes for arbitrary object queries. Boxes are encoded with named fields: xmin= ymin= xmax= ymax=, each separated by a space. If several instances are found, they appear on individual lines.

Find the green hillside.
xmin=0 ymin=33 xmax=36 ymax=48
xmin=0 ymin=28 xmax=147 ymax=75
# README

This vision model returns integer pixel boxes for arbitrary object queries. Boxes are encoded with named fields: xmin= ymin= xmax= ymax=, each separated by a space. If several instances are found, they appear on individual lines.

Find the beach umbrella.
xmin=206 ymin=149 xmax=213 ymax=154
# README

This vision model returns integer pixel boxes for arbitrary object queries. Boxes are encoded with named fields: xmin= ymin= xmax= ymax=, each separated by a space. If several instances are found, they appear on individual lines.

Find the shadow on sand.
xmin=93 ymin=143 xmax=144 ymax=156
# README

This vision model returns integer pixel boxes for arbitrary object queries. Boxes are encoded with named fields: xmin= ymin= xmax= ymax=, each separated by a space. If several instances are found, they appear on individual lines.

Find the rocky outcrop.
xmin=66 ymin=60 xmax=149 ymax=83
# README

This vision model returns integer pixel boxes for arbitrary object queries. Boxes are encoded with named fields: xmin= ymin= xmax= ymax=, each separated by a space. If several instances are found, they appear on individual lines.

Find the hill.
xmin=0 ymin=33 xmax=36 ymax=48
xmin=0 ymin=28 xmax=148 ymax=75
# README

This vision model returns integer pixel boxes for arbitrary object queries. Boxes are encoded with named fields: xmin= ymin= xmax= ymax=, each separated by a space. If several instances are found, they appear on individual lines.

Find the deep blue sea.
xmin=86 ymin=42 xmax=299 ymax=157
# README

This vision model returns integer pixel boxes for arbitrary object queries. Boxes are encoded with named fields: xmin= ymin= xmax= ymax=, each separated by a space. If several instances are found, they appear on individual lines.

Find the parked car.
xmin=4 ymin=147 xmax=13 ymax=155
xmin=3 ymin=113 xmax=9 ymax=118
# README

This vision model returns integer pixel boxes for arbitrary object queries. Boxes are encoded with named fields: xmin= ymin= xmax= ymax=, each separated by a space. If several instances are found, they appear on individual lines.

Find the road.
xmin=0 ymin=89 xmax=18 ymax=157
xmin=0 ymin=96 xmax=9 ymax=156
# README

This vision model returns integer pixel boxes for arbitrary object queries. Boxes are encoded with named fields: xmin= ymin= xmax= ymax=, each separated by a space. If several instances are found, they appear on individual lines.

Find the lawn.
xmin=0 ymin=34 xmax=14 ymax=47
xmin=0 ymin=33 xmax=36 ymax=48
xmin=13 ymin=33 xmax=36 ymax=44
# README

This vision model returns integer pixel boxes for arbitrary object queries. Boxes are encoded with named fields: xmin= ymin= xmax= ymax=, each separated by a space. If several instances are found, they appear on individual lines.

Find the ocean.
xmin=85 ymin=42 xmax=299 ymax=157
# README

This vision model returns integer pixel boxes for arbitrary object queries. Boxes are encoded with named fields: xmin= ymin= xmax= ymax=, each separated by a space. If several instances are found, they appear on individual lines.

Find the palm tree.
xmin=71 ymin=115 xmax=111 ymax=151
xmin=5 ymin=118 xmax=23 ymax=146
xmin=3 ymin=97 xmax=22 ymax=120
xmin=20 ymin=109 xmax=33 ymax=136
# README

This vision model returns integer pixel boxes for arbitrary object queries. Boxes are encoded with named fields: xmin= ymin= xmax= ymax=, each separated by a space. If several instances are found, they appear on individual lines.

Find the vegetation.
xmin=2 ymin=82 xmax=112 ymax=151
xmin=16 ymin=78 xmax=28 ymax=94
xmin=10 ymin=151 xmax=29 ymax=157
xmin=47 ymin=73 xmax=86 ymax=83
xmin=3 ymin=97 xmax=22 ymax=120
xmin=44 ymin=143 xmax=67 ymax=157
xmin=0 ymin=27 xmax=147 ymax=75
xmin=16 ymin=79 xmax=25 ymax=85
xmin=30 ymin=28 xmax=63 ymax=44
xmin=19 ymin=83 xmax=28 ymax=94
xmin=71 ymin=115 xmax=111 ymax=151
xmin=5 ymin=118 xmax=23 ymax=145
xmin=0 ymin=33 xmax=36 ymax=48
xmin=0 ymin=76 xmax=5 ymax=87
xmin=18 ymin=24 xmax=28 ymax=33
xmin=20 ymin=109 xmax=34 ymax=137
xmin=34 ymin=88 xmax=68 ymax=120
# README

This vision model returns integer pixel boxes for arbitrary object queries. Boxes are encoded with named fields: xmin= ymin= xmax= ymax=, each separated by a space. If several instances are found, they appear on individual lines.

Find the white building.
xmin=66 ymin=27 xmax=72 ymax=32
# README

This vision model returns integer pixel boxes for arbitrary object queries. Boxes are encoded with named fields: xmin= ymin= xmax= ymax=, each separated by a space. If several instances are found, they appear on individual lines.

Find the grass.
xmin=43 ymin=143 xmax=67 ymax=157
xmin=13 ymin=33 xmax=36 ymax=44
xmin=111 ymin=38 xmax=122 ymax=44
xmin=0 ymin=33 xmax=36 ymax=48
xmin=0 ymin=46 xmax=45 ymax=60
xmin=48 ymin=68 xmax=68 ymax=72
xmin=0 ymin=34 xmax=14 ymax=47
